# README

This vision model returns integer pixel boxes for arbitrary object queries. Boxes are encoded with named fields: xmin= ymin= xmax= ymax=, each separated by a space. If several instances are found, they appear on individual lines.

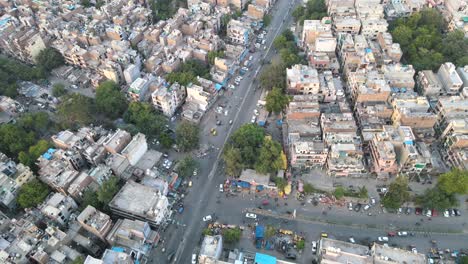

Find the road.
xmin=148 ymin=0 xmax=299 ymax=263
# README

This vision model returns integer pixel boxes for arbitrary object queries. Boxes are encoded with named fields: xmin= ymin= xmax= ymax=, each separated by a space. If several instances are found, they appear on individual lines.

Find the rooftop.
xmin=320 ymin=238 xmax=372 ymax=264
xmin=372 ymin=243 xmax=426 ymax=263
xmin=200 ymin=235 xmax=222 ymax=258
xmin=239 ymin=169 xmax=270 ymax=186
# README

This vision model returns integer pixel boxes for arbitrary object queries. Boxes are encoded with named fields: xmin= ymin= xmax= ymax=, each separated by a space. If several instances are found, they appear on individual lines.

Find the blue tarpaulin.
xmin=111 ymin=247 xmax=125 ymax=252
xmin=42 ymin=148 xmax=56 ymax=160
xmin=236 ymin=181 xmax=250 ymax=188
xmin=254 ymin=253 xmax=276 ymax=264
xmin=256 ymin=185 xmax=264 ymax=191
xmin=255 ymin=225 xmax=265 ymax=239
xmin=215 ymin=83 xmax=223 ymax=91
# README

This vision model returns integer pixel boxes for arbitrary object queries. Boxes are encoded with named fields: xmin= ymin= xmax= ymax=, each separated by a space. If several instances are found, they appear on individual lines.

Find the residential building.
xmin=457 ymin=66 xmax=468 ymax=89
xmin=40 ymin=193 xmax=78 ymax=225
xmin=416 ymin=70 xmax=444 ymax=97
xmin=227 ymin=19 xmax=251 ymax=45
xmin=384 ymin=0 xmax=411 ymax=20
xmin=437 ymin=62 xmax=464 ymax=95
xmin=121 ymin=133 xmax=148 ymax=166
xmin=391 ymin=95 xmax=437 ymax=138
xmin=290 ymin=141 xmax=329 ymax=169
xmin=371 ymin=243 xmax=426 ymax=263
xmin=0 ymin=155 xmax=34 ymax=208
xmin=128 ymin=76 xmax=153 ymax=102
xmin=123 ymin=64 xmax=141 ymax=85
xmin=152 ymin=82 xmax=187 ymax=117
xmin=103 ymin=129 xmax=132 ymax=154
xmin=360 ymin=19 xmax=388 ymax=39
xmin=369 ymin=132 xmax=398 ymax=179
xmin=382 ymin=63 xmax=415 ymax=91
xmin=318 ymin=237 xmax=372 ymax=264
xmin=347 ymin=70 xmax=391 ymax=105
xmin=301 ymin=18 xmax=332 ymax=49
xmin=326 ymin=143 xmax=366 ymax=177
xmin=376 ymin=32 xmax=402 ymax=63
xmin=286 ymin=65 xmax=320 ymax=94
xmin=77 ymin=205 xmax=113 ymax=241
xmin=109 ymin=181 xmax=170 ymax=227
xmin=333 ymin=17 xmax=361 ymax=35
xmin=106 ymin=219 xmax=159 ymax=260
xmin=85 ymin=248 xmax=135 ymax=264
xmin=247 ymin=4 xmax=266 ymax=20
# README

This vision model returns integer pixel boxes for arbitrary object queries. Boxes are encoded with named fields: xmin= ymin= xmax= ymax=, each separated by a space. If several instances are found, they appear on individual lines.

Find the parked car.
xmin=348 ymin=202 xmax=353 ymax=211
xmin=411 ymin=248 xmax=418 ymax=254
xmin=321 ymin=233 xmax=328 ymax=238
xmin=349 ymin=237 xmax=356 ymax=243
xmin=405 ymin=207 xmax=412 ymax=215
xmin=377 ymin=187 xmax=388 ymax=194
xmin=454 ymin=208 xmax=461 ymax=216
xmin=432 ymin=209 xmax=439 ymax=217
xmin=229 ymin=120 xmax=233 ymax=125
xmin=370 ymin=197 xmax=376 ymax=205
xmin=425 ymin=209 xmax=432 ymax=217
xmin=387 ymin=232 xmax=396 ymax=237
xmin=188 ymin=181 xmax=193 ymax=187
xmin=444 ymin=210 xmax=450 ymax=217
xmin=311 ymin=241 xmax=317 ymax=253
xmin=378 ymin=236 xmax=389 ymax=242
xmin=398 ymin=208 xmax=403 ymax=214
xmin=364 ymin=204 xmax=370 ymax=211
xmin=354 ymin=203 xmax=362 ymax=212
xmin=397 ymin=231 xmax=408 ymax=237
xmin=192 ymin=254 xmax=197 ymax=264
xmin=203 ymin=215 xmax=212 ymax=222
xmin=245 ymin=213 xmax=257 ymax=219
xmin=449 ymin=209 xmax=456 ymax=217
xmin=219 ymin=184 xmax=224 ymax=192
xmin=285 ymin=252 xmax=296 ymax=260
xmin=251 ymin=115 xmax=257 ymax=123
xmin=228 ymin=84 xmax=235 ymax=89
xmin=415 ymin=208 xmax=423 ymax=215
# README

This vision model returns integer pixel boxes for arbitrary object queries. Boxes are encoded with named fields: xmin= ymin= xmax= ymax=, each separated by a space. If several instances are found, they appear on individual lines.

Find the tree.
xmin=176 ymin=156 xmax=198 ymax=178
xmin=296 ymin=239 xmax=305 ymax=250
xmin=391 ymin=25 xmax=413 ymax=48
xmin=259 ymin=60 xmax=287 ymax=90
xmin=97 ymin=176 xmax=120 ymax=205
xmin=223 ymin=146 xmax=244 ymax=177
xmin=159 ymin=132 xmax=174 ymax=149
xmin=280 ymin=49 xmax=303 ymax=67
xmin=17 ymin=179 xmax=50 ymax=209
xmin=223 ymin=227 xmax=242 ymax=244
xmin=255 ymin=137 xmax=284 ymax=174
xmin=17 ymin=112 xmax=50 ymax=135
xmin=265 ymin=225 xmax=276 ymax=238
xmin=124 ymin=102 xmax=167 ymax=136
xmin=71 ymin=256 xmax=84 ymax=264
xmin=273 ymin=35 xmax=288 ymax=50
xmin=80 ymin=189 xmax=102 ymax=211
xmin=292 ymin=0 xmax=327 ymax=24
xmin=57 ymin=93 xmax=94 ymax=128
xmin=265 ymin=87 xmax=290 ymax=114
xmin=333 ymin=186 xmax=345 ymax=199
xmin=263 ymin=14 xmax=272 ymax=27
xmin=175 ymin=121 xmax=200 ymax=151
xmin=35 ymin=48 xmax=65 ymax=72
xmin=166 ymin=60 xmax=210 ymax=86
xmin=0 ymin=124 xmax=36 ymax=157
xmin=460 ymin=256 xmax=468 ymax=264
xmin=381 ymin=176 xmax=410 ymax=210
xmin=207 ymin=50 xmax=225 ymax=65
xmin=18 ymin=139 xmax=50 ymax=168
xmin=358 ymin=186 xmax=368 ymax=198
xmin=52 ymin=83 xmax=67 ymax=97
xmin=437 ymin=169 xmax=468 ymax=195
xmin=415 ymin=187 xmax=458 ymax=211
xmin=274 ymin=177 xmax=287 ymax=192
xmin=229 ymin=124 xmax=265 ymax=167
xmin=303 ymin=183 xmax=315 ymax=194
xmin=95 ymin=81 xmax=128 ymax=119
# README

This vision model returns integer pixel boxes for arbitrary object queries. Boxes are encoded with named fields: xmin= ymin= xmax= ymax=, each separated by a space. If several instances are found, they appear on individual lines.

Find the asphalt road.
xmin=148 ymin=0 xmax=300 ymax=263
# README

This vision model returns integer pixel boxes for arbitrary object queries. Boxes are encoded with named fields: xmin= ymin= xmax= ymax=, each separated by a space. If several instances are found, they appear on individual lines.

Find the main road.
xmin=148 ymin=0 xmax=300 ymax=263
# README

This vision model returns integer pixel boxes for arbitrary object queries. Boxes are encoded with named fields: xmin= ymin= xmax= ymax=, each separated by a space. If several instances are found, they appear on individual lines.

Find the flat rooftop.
xmin=320 ymin=238 xmax=372 ymax=264
xmin=373 ymin=243 xmax=426 ymax=263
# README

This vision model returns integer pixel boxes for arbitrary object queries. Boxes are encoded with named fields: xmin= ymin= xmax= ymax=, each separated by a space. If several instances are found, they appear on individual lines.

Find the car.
xmin=285 ymin=252 xmax=296 ymax=260
xmin=364 ymin=204 xmax=370 ymax=211
xmin=251 ymin=115 xmax=257 ymax=123
xmin=216 ymin=120 xmax=222 ymax=126
xmin=405 ymin=207 xmax=412 ymax=215
xmin=348 ymin=202 xmax=353 ymax=211
xmin=245 ymin=213 xmax=257 ymax=219
xmin=249 ymin=55 xmax=253 ymax=61
xmin=415 ymin=208 xmax=422 ymax=215
xmin=219 ymin=184 xmax=224 ymax=192
xmin=378 ymin=236 xmax=389 ymax=242
xmin=261 ymin=39 xmax=266 ymax=45
xmin=163 ymin=153 xmax=169 ymax=158
xmin=354 ymin=203 xmax=362 ymax=212
xmin=229 ymin=120 xmax=233 ymax=125
xmin=454 ymin=208 xmax=461 ymax=216
xmin=449 ymin=209 xmax=455 ymax=217
xmin=178 ymin=206 xmax=184 ymax=213
xmin=397 ymin=231 xmax=408 ymax=237
xmin=444 ymin=210 xmax=450 ymax=217
xmin=228 ymin=84 xmax=235 ymax=89
xmin=425 ymin=209 xmax=432 ymax=217
xmin=370 ymin=198 xmax=376 ymax=205
xmin=192 ymin=254 xmax=197 ymax=264
xmin=349 ymin=237 xmax=356 ymax=243
xmin=311 ymin=241 xmax=317 ymax=253
xmin=321 ymin=233 xmax=328 ymax=238
xmin=188 ymin=181 xmax=193 ymax=187
xmin=398 ymin=208 xmax=403 ymax=214
xmin=377 ymin=187 xmax=388 ymax=194
xmin=411 ymin=248 xmax=418 ymax=254
xmin=432 ymin=209 xmax=438 ymax=217
xmin=387 ymin=232 xmax=396 ymax=237
xmin=234 ymin=81 xmax=240 ymax=86
xmin=254 ymin=109 xmax=259 ymax=116
xmin=202 ymin=215 xmax=212 ymax=222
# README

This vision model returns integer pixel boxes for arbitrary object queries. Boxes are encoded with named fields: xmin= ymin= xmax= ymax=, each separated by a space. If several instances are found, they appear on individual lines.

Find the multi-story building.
xmin=376 ymin=32 xmax=402 ymax=63
xmin=286 ymin=65 xmax=320 ymax=95
xmin=227 ymin=19 xmax=251 ymax=46
xmin=109 ymin=180 xmax=170 ymax=227
xmin=360 ymin=19 xmax=388 ymax=39
xmin=347 ymin=70 xmax=391 ymax=105
xmin=40 ymin=193 xmax=78 ymax=225
xmin=383 ymin=63 xmax=415 ymax=91
xmin=290 ymin=141 xmax=329 ymax=169
xmin=368 ymin=132 xmax=398 ymax=179
xmin=152 ymin=82 xmax=187 ymax=117
xmin=0 ymin=155 xmax=35 ymax=209
xmin=301 ymin=18 xmax=332 ymax=49
xmin=326 ymin=143 xmax=366 ymax=177
xmin=416 ymin=70 xmax=444 ymax=97
xmin=77 ymin=205 xmax=113 ymax=241
xmin=103 ymin=129 xmax=132 ymax=154
xmin=391 ymin=95 xmax=437 ymax=138
xmin=121 ymin=133 xmax=148 ymax=166
xmin=437 ymin=62 xmax=464 ymax=95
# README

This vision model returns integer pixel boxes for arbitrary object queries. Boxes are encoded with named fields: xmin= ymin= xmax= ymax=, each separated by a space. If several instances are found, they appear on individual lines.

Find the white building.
xmin=123 ymin=64 xmax=140 ymax=85
xmin=40 ymin=193 xmax=78 ymax=225
xmin=152 ymin=82 xmax=187 ymax=117
xmin=121 ymin=133 xmax=148 ymax=166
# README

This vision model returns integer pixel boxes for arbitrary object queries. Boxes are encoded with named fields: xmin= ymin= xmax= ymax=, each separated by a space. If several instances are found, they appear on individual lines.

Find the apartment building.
xmin=227 ymin=19 xmax=251 ymax=46
xmin=77 ymin=205 xmax=113 ymax=241
xmin=347 ymin=70 xmax=391 ymax=105
xmin=40 ymin=193 xmax=78 ymax=225
xmin=152 ymin=82 xmax=187 ymax=117
xmin=286 ymin=65 xmax=320 ymax=95
xmin=437 ymin=62 xmax=464 ymax=95
xmin=376 ymin=32 xmax=402 ymax=63
xmin=301 ymin=18 xmax=332 ymax=49
xmin=383 ymin=63 xmax=415 ymax=91
xmin=360 ymin=19 xmax=388 ymax=39
xmin=326 ymin=143 xmax=366 ymax=177
xmin=290 ymin=141 xmax=329 ymax=169
xmin=369 ymin=132 xmax=398 ymax=178
xmin=391 ymin=95 xmax=437 ymax=138
xmin=416 ymin=70 xmax=444 ymax=97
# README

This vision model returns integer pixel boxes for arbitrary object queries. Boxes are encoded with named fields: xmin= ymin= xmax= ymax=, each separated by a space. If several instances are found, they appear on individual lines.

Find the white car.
xmin=349 ymin=237 xmax=356 ymax=243
xmin=203 ymin=215 xmax=212 ymax=222
xmin=245 ymin=213 xmax=257 ymax=219
xmin=191 ymin=254 xmax=197 ymax=264
xmin=249 ymin=55 xmax=253 ymax=61
xmin=228 ymin=84 xmax=235 ymax=89
xmin=443 ymin=210 xmax=450 ymax=217
xmin=426 ymin=209 xmax=432 ymax=217
xmin=411 ymin=248 xmax=418 ymax=254
xmin=378 ymin=236 xmax=389 ymax=242
xmin=254 ymin=109 xmax=259 ymax=116
xmin=397 ymin=231 xmax=408 ymax=237
xmin=261 ymin=39 xmax=266 ymax=45
xmin=364 ymin=204 xmax=370 ymax=211
xmin=311 ymin=241 xmax=317 ymax=253
xmin=348 ymin=202 xmax=353 ymax=211
xmin=219 ymin=184 xmax=224 ymax=192
xmin=370 ymin=198 xmax=376 ymax=205
xmin=251 ymin=115 xmax=257 ymax=123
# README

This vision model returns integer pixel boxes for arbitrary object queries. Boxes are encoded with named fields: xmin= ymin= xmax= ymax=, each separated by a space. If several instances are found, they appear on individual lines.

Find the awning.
xmin=215 ymin=83 xmax=223 ymax=91
xmin=254 ymin=253 xmax=276 ymax=264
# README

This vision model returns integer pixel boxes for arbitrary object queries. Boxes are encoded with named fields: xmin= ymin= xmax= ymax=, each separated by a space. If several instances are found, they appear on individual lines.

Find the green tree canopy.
xmin=17 ymin=179 xmax=50 ymax=209
xmin=274 ymin=177 xmax=287 ymax=192
xmin=259 ymin=60 xmax=287 ymax=90
xmin=333 ymin=186 xmax=345 ymax=199
xmin=207 ymin=50 xmax=225 ymax=65
xmin=0 ymin=124 xmax=36 ymax=157
xmin=265 ymin=87 xmax=290 ymax=114
xmin=415 ymin=187 xmax=458 ymax=210
xmin=303 ymin=183 xmax=315 ymax=194
xmin=175 ymin=121 xmax=200 ymax=152
xmin=229 ymin=124 xmax=265 ymax=167
xmin=223 ymin=146 xmax=244 ymax=177
xmin=437 ymin=169 xmax=468 ymax=195
xmin=17 ymin=112 xmax=50 ymax=135
xmin=263 ymin=14 xmax=272 ymax=27
xmin=223 ymin=227 xmax=242 ymax=244
xmin=97 ymin=176 xmax=120 ymax=205
xmin=52 ymin=83 xmax=67 ymax=97
xmin=35 ymin=48 xmax=65 ymax=72
xmin=292 ymin=0 xmax=327 ymax=24
xmin=166 ymin=60 xmax=210 ymax=86
xmin=18 ymin=139 xmax=50 ymax=168
xmin=95 ymin=80 xmax=128 ymax=119
xmin=175 ymin=156 xmax=198 ymax=178
xmin=124 ymin=102 xmax=167 ymax=136
xmin=255 ymin=137 xmax=284 ymax=174
xmin=381 ymin=176 xmax=410 ymax=210
xmin=265 ymin=225 xmax=276 ymax=238
xmin=57 ymin=93 xmax=94 ymax=129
